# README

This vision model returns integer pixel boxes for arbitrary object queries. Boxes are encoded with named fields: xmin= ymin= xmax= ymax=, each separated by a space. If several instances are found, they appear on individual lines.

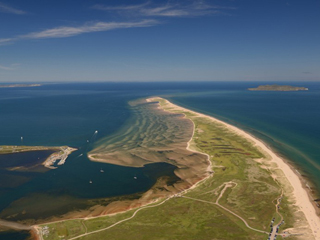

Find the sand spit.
xmin=148 ymin=97 xmax=320 ymax=240
xmin=86 ymin=98 xmax=211 ymax=216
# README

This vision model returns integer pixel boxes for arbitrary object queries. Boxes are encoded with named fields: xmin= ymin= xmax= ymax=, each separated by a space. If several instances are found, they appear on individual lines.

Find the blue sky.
xmin=0 ymin=0 xmax=319 ymax=82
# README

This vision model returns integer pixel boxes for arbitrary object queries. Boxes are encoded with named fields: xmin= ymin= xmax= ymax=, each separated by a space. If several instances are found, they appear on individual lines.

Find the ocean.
xmin=0 ymin=82 xmax=319 ymax=239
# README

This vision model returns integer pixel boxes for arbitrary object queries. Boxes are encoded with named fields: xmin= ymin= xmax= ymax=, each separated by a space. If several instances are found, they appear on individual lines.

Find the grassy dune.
xmin=39 ymin=98 xmax=295 ymax=240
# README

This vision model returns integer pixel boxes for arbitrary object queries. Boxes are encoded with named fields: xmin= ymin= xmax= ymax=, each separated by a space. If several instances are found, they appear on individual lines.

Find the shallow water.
xmin=0 ymin=150 xmax=55 ymax=169
xmin=90 ymin=99 xmax=197 ymax=167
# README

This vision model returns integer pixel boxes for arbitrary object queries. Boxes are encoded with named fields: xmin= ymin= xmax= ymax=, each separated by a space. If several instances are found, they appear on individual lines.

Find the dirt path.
xmin=182 ymin=182 xmax=269 ymax=235
xmin=269 ymin=190 xmax=284 ymax=240
xmin=67 ymin=197 xmax=173 ymax=240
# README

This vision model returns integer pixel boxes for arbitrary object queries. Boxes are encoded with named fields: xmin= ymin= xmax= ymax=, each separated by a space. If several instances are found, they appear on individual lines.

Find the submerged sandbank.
xmin=86 ymin=98 xmax=210 ymax=215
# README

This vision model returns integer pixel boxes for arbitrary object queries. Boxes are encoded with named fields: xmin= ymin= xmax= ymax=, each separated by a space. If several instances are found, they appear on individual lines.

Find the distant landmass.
xmin=248 ymin=84 xmax=308 ymax=91
xmin=0 ymin=84 xmax=41 ymax=88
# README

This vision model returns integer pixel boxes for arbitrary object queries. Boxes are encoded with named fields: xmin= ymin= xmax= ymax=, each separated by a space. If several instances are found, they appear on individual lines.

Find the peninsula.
xmin=248 ymin=84 xmax=308 ymax=91
xmin=35 ymin=98 xmax=320 ymax=240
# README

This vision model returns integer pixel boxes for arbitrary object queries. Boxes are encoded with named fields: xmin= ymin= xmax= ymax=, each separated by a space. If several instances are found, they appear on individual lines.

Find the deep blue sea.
xmin=0 ymin=82 xmax=319 ymax=239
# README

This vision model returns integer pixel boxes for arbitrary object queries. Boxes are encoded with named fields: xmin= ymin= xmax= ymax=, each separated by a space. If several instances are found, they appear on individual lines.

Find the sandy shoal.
xmin=148 ymin=97 xmax=320 ymax=239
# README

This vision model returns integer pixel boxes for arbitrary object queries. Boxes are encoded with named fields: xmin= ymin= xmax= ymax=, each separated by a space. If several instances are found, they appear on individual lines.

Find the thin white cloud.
xmin=0 ymin=38 xmax=13 ymax=45
xmin=92 ymin=1 xmax=233 ymax=18
xmin=0 ymin=2 xmax=26 ymax=15
xmin=22 ymin=20 xmax=158 ymax=39
xmin=92 ymin=2 xmax=151 ymax=11
xmin=0 ymin=63 xmax=19 ymax=71
xmin=0 ymin=20 xmax=159 ymax=45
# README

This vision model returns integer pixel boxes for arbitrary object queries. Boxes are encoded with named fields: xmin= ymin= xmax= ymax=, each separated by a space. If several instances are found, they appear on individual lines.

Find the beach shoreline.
xmin=149 ymin=97 xmax=320 ymax=239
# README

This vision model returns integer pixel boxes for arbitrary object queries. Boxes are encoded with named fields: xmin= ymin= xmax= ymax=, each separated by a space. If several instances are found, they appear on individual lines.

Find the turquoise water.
xmin=0 ymin=82 xmax=319 ymax=239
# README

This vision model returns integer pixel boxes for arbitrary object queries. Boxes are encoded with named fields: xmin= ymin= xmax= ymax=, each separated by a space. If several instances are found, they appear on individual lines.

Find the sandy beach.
xmin=149 ymin=97 xmax=320 ymax=239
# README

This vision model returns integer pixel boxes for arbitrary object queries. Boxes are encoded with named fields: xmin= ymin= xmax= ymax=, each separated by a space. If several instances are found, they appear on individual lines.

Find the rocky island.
xmin=248 ymin=84 xmax=308 ymax=91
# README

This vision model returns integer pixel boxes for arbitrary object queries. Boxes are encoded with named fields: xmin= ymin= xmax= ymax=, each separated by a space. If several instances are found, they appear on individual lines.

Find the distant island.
xmin=248 ymin=84 xmax=308 ymax=91
xmin=0 ymin=84 xmax=41 ymax=88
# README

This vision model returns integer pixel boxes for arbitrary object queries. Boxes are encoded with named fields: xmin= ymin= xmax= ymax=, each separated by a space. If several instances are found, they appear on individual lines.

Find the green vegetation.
xmin=40 ymin=98 xmax=295 ymax=240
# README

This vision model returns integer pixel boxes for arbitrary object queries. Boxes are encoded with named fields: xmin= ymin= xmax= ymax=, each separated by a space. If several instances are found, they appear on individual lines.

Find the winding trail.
xmin=269 ymin=190 xmax=284 ymax=240
xmin=67 ymin=197 xmax=173 ymax=240
xmin=81 ymin=220 xmax=88 ymax=234
xmin=66 ymin=181 xmax=269 ymax=240
xmin=182 ymin=182 xmax=269 ymax=235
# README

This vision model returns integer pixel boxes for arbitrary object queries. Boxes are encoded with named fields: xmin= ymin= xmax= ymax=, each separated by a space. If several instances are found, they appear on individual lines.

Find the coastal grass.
xmin=40 ymin=98 xmax=293 ymax=240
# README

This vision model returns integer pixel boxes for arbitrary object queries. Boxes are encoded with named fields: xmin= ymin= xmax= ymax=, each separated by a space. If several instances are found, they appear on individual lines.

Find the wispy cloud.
xmin=0 ymin=20 xmax=159 ymax=45
xmin=92 ymin=1 xmax=234 ymax=18
xmin=0 ymin=63 xmax=19 ymax=71
xmin=0 ymin=65 xmax=12 ymax=70
xmin=22 ymin=20 xmax=158 ymax=39
xmin=95 ymin=2 xmax=151 ymax=11
xmin=0 ymin=38 xmax=13 ymax=46
xmin=0 ymin=2 xmax=26 ymax=15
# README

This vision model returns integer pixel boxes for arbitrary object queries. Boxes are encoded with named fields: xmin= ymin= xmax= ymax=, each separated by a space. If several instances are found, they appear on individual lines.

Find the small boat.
xmin=134 ymin=176 xmax=137 ymax=179
xmin=89 ymin=180 xmax=92 ymax=184
xmin=100 ymin=169 xmax=104 ymax=173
